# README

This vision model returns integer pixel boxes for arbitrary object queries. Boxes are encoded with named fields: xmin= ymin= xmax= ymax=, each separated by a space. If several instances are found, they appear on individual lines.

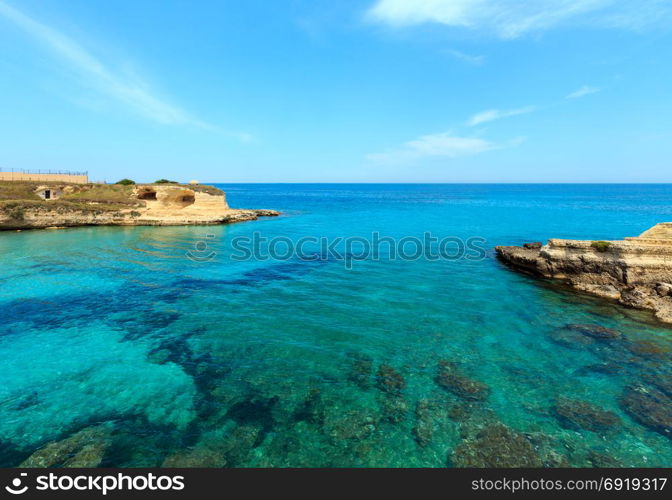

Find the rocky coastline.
xmin=496 ymin=223 xmax=672 ymax=324
xmin=0 ymin=182 xmax=279 ymax=230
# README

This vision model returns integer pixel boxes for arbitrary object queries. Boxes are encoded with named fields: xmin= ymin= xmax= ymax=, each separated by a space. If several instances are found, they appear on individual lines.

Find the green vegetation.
xmin=5 ymin=203 xmax=25 ymax=221
xmin=591 ymin=241 xmax=612 ymax=253
xmin=154 ymin=179 xmax=178 ymax=184
xmin=115 ymin=179 xmax=136 ymax=185
xmin=190 ymin=184 xmax=223 ymax=196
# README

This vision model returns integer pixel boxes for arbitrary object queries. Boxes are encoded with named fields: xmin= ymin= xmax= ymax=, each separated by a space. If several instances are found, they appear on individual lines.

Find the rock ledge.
xmin=496 ymin=223 xmax=672 ymax=324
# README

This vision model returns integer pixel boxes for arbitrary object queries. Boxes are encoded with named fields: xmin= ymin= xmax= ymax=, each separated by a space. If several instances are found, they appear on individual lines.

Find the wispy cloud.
xmin=367 ymin=131 xmax=524 ymax=165
xmin=444 ymin=48 xmax=485 ymax=66
xmin=566 ymin=85 xmax=601 ymax=99
xmin=467 ymin=106 xmax=536 ymax=126
xmin=367 ymin=0 xmax=672 ymax=38
xmin=368 ymin=81 xmax=607 ymax=165
xmin=0 ymin=1 xmax=248 ymax=139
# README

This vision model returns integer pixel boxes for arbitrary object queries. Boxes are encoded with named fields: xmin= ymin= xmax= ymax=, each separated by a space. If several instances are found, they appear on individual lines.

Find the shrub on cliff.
xmin=116 ymin=179 xmax=136 ymax=185
xmin=154 ymin=179 xmax=178 ymax=184
xmin=591 ymin=241 xmax=612 ymax=253
xmin=6 ymin=205 xmax=25 ymax=221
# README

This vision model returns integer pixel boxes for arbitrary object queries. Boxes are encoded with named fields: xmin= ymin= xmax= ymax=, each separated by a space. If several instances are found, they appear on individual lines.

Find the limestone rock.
xmin=496 ymin=224 xmax=672 ymax=324
xmin=0 ymin=182 xmax=279 ymax=230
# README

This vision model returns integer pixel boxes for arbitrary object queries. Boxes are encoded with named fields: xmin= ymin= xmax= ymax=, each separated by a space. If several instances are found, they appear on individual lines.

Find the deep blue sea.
xmin=1 ymin=184 xmax=671 ymax=467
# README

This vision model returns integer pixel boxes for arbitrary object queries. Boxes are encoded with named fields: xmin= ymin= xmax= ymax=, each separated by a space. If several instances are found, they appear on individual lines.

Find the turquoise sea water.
xmin=1 ymin=184 xmax=671 ymax=467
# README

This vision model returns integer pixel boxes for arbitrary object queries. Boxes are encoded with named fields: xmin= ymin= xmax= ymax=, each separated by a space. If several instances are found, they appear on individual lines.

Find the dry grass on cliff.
xmin=0 ymin=199 xmax=132 ymax=218
xmin=0 ymin=182 xmax=143 ymax=222
xmin=60 ymin=184 xmax=139 ymax=205
xmin=0 ymin=181 xmax=141 ymax=208
xmin=0 ymin=182 xmax=223 ymax=218
xmin=0 ymin=182 xmax=41 ymax=201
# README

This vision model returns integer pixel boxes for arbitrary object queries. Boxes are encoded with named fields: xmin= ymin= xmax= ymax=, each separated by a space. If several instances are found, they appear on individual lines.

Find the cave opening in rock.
xmin=138 ymin=190 xmax=157 ymax=201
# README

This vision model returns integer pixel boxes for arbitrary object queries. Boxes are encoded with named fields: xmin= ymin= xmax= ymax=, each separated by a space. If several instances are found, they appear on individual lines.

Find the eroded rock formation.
xmin=0 ymin=182 xmax=279 ymax=230
xmin=496 ymin=223 xmax=672 ymax=324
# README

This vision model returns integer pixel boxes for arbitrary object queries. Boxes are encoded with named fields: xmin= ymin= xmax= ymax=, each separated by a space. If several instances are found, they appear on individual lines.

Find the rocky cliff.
xmin=0 ymin=182 xmax=279 ymax=230
xmin=496 ymin=223 xmax=672 ymax=324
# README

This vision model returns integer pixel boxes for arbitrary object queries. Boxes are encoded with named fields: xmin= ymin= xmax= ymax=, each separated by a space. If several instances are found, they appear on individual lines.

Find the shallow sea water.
xmin=1 ymin=184 xmax=671 ymax=467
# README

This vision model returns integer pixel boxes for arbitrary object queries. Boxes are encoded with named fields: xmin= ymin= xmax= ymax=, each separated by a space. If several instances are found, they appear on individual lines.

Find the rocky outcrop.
xmin=435 ymin=360 xmax=490 ymax=401
xmin=19 ymin=425 xmax=112 ymax=468
xmin=0 ymin=183 xmax=279 ymax=230
xmin=450 ymin=423 xmax=543 ymax=468
xmin=619 ymin=385 xmax=672 ymax=439
xmin=552 ymin=397 xmax=621 ymax=433
xmin=496 ymin=223 xmax=672 ymax=324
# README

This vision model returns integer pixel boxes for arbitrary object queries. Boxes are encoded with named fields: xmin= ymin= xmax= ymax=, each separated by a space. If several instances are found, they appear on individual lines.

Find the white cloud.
xmin=444 ymin=48 xmax=485 ymax=65
xmin=367 ymin=131 xmax=524 ymax=164
xmin=367 ymin=0 xmax=672 ymax=38
xmin=566 ymin=85 xmax=601 ymax=99
xmin=0 ymin=1 xmax=248 ymax=139
xmin=467 ymin=106 xmax=536 ymax=126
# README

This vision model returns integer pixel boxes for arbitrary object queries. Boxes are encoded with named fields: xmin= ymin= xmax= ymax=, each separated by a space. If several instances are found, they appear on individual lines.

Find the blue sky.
xmin=0 ymin=0 xmax=671 ymax=183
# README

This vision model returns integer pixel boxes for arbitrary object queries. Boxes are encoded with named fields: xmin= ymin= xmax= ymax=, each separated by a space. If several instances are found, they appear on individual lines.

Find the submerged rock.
xmin=620 ymin=385 xmax=672 ymax=439
xmin=412 ymin=399 xmax=436 ymax=447
xmin=575 ymin=363 xmax=624 ymax=376
xmin=376 ymin=364 xmax=406 ymax=395
xmin=587 ymin=450 xmax=623 ymax=468
xmin=450 ymin=423 xmax=543 ymax=468
xmin=225 ymin=395 xmax=278 ymax=434
xmin=542 ymin=450 xmax=571 ymax=468
xmin=264 ymin=432 xmax=302 ymax=462
xmin=380 ymin=395 xmax=408 ymax=424
xmin=447 ymin=401 xmax=478 ymax=421
xmin=567 ymin=324 xmax=622 ymax=340
xmin=323 ymin=408 xmax=378 ymax=442
xmin=162 ymin=447 xmax=227 ymax=467
xmin=19 ymin=425 xmax=112 ymax=468
xmin=625 ymin=340 xmax=671 ymax=360
xmin=553 ymin=397 xmax=621 ymax=433
xmin=642 ymin=371 xmax=672 ymax=398
xmin=294 ymin=388 xmax=326 ymax=426
xmin=435 ymin=361 xmax=490 ymax=402
xmin=548 ymin=327 xmax=595 ymax=349
xmin=5 ymin=391 xmax=39 ymax=412
xmin=183 ymin=423 xmax=264 ymax=467
xmin=347 ymin=353 xmax=373 ymax=389
xmin=220 ymin=425 xmax=263 ymax=464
